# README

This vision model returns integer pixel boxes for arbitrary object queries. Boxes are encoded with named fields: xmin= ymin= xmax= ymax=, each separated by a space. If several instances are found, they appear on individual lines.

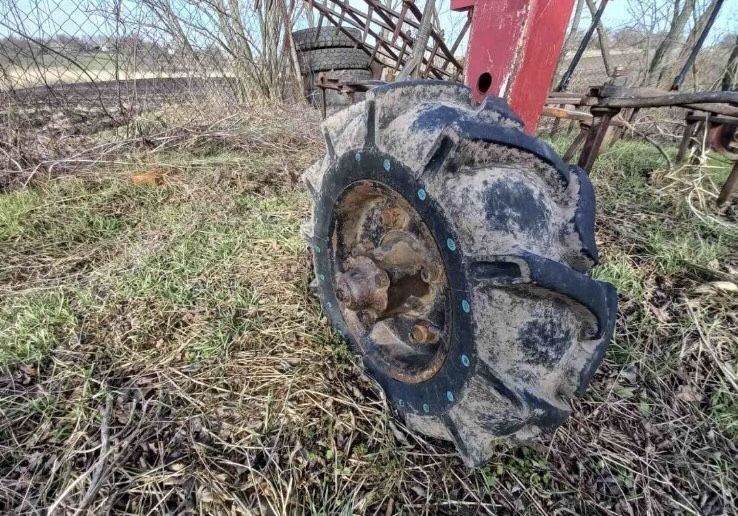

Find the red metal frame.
xmin=452 ymin=0 xmax=575 ymax=133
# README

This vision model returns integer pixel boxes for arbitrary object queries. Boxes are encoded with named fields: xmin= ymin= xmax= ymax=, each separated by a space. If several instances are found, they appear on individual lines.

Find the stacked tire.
xmin=293 ymin=27 xmax=372 ymax=111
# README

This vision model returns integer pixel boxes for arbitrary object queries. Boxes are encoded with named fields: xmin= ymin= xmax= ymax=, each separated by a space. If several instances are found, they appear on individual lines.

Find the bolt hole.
xmin=477 ymin=72 xmax=492 ymax=94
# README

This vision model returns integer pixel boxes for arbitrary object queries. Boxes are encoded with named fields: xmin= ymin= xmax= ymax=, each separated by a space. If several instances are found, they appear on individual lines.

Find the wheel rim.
xmin=331 ymin=180 xmax=450 ymax=383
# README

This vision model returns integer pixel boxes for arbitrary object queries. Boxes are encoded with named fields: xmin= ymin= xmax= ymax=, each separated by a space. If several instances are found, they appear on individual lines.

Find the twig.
xmin=0 ymin=144 xmax=23 ymax=172
xmin=617 ymin=117 xmax=672 ymax=169
xmin=74 ymin=393 xmax=114 ymax=514
xmin=684 ymin=297 xmax=738 ymax=394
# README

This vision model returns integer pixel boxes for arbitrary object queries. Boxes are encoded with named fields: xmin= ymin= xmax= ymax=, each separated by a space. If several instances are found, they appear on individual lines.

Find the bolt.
xmin=358 ymin=310 xmax=376 ymax=326
xmin=379 ymin=210 xmax=391 ymax=225
xmin=335 ymin=285 xmax=349 ymax=302
xmin=420 ymin=267 xmax=431 ymax=283
xmin=420 ymin=264 xmax=440 ymax=283
xmin=375 ymin=271 xmax=390 ymax=288
xmin=351 ymin=242 xmax=374 ymax=256
xmin=411 ymin=322 xmax=440 ymax=344
xmin=379 ymin=208 xmax=406 ymax=229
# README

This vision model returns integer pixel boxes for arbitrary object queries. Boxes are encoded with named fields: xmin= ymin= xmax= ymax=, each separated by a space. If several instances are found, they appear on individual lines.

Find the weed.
xmin=0 ymin=291 xmax=76 ymax=365
xmin=593 ymin=251 xmax=647 ymax=298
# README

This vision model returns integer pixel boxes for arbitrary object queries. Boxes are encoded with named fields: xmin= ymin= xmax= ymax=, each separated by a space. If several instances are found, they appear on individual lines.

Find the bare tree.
xmin=723 ymin=35 xmax=738 ymax=90
xmin=585 ymin=0 xmax=612 ymax=76
xmin=654 ymin=0 xmax=720 ymax=86
xmin=553 ymin=0 xmax=585 ymax=85
xmin=564 ymin=0 xmax=586 ymax=53
xmin=133 ymin=0 xmax=303 ymax=99
xmin=644 ymin=0 xmax=696 ymax=86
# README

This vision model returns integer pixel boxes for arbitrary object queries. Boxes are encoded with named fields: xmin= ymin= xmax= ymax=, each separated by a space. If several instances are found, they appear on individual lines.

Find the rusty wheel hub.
xmin=332 ymin=181 xmax=449 ymax=383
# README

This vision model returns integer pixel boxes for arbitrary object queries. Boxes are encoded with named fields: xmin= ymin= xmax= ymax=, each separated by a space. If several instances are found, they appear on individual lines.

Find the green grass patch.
xmin=710 ymin=381 xmax=738 ymax=439
xmin=592 ymin=139 xmax=673 ymax=177
xmin=0 ymin=190 xmax=41 ymax=240
xmin=0 ymin=162 xmax=310 ymax=367
xmin=0 ymin=291 xmax=77 ymax=365
xmin=545 ymin=135 xmax=671 ymax=177
xmin=593 ymin=251 xmax=647 ymax=299
xmin=642 ymin=225 xmax=726 ymax=276
xmin=0 ymin=176 xmax=165 ymax=251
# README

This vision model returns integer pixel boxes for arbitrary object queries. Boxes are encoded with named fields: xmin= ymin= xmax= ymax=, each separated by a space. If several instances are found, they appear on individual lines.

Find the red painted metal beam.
xmin=452 ymin=0 xmax=575 ymax=133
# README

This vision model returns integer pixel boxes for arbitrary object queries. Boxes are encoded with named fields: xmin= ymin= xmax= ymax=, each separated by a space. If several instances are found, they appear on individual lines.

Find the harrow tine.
xmin=364 ymin=4 xmax=373 ymax=44
xmin=391 ymin=2 xmax=409 ymax=46
xmin=425 ymin=39 xmax=440 ymax=79
xmin=444 ymin=15 xmax=471 ymax=71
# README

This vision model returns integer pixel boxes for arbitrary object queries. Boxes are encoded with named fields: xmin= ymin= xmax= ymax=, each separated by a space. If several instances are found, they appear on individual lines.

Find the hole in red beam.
xmin=477 ymin=72 xmax=492 ymax=94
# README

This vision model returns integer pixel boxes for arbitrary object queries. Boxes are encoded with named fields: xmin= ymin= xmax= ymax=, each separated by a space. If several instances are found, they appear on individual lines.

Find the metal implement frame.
xmin=549 ymin=85 xmax=738 ymax=165
xmin=544 ymin=83 xmax=738 ymax=204
xmin=308 ymin=0 xmax=738 ymax=205
xmin=304 ymin=0 xmax=466 ymax=80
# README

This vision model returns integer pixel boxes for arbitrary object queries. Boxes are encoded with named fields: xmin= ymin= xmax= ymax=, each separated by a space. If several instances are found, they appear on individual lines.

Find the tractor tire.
xmin=293 ymin=27 xmax=361 ymax=51
xmin=302 ymin=81 xmax=617 ymax=467
xmin=298 ymin=47 xmax=370 ymax=73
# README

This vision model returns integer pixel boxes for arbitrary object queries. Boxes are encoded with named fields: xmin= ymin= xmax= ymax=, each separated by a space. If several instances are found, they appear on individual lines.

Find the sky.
xmin=1 ymin=0 xmax=737 ymax=46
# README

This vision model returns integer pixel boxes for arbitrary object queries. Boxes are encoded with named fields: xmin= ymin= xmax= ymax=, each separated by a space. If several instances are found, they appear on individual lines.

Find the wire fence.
xmin=2 ymin=0 xmax=735 ymax=140
xmin=0 ymin=0 xmax=308 ymax=133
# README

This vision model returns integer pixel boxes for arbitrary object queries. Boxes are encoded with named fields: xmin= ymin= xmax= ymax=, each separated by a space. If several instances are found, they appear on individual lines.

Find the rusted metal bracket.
xmin=577 ymin=106 xmax=620 ymax=172
xmin=317 ymin=74 xmax=386 ymax=118
xmin=717 ymin=163 xmax=738 ymax=206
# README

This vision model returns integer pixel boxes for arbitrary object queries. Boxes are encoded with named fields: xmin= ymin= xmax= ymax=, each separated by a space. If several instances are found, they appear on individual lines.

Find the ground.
xmin=0 ymin=103 xmax=736 ymax=514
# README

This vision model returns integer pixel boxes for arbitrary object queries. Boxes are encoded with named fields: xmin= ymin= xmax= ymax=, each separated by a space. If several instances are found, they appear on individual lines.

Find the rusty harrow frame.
xmin=304 ymin=0 xmax=467 ymax=80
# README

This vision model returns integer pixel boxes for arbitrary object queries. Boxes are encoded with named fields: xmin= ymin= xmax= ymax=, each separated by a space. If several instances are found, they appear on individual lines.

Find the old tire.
xmin=298 ymin=47 xmax=370 ymax=73
xmin=302 ymin=81 xmax=617 ymax=467
xmin=293 ymin=27 xmax=361 ymax=51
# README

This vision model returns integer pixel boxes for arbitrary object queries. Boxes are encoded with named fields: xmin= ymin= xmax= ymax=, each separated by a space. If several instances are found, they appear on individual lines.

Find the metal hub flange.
xmin=332 ymin=180 xmax=450 ymax=383
xmin=310 ymin=148 xmax=477 ymax=419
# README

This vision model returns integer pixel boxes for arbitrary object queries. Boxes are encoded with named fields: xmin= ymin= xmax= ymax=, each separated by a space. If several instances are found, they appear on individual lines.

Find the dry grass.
xmin=0 ymin=96 xmax=317 ymax=191
xmin=1 ymin=104 xmax=737 ymax=514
